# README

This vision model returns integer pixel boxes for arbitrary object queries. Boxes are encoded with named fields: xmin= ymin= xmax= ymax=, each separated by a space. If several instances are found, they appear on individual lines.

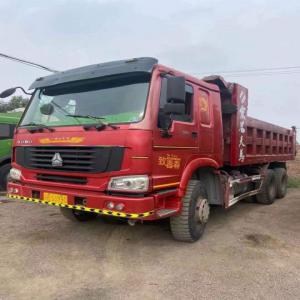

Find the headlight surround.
xmin=108 ymin=175 xmax=149 ymax=193
xmin=9 ymin=168 xmax=22 ymax=181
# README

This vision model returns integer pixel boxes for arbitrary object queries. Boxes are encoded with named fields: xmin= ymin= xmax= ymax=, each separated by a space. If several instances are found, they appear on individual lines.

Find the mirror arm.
xmin=160 ymin=116 xmax=173 ymax=138
xmin=15 ymin=87 xmax=33 ymax=96
xmin=160 ymin=128 xmax=172 ymax=138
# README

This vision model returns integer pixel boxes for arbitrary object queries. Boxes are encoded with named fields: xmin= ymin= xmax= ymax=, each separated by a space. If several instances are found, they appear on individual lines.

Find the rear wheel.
xmin=274 ymin=168 xmax=288 ymax=199
xmin=256 ymin=169 xmax=276 ymax=205
xmin=0 ymin=164 xmax=11 ymax=191
xmin=60 ymin=207 xmax=98 ymax=222
xmin=170 ymin=180 xmax=210 ymax=242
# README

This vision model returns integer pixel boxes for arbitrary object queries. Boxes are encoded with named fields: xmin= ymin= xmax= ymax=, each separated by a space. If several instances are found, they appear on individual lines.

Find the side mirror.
xmin=166 ymin=76 xmax=185 ymax=103
xmin=0 ymin=87 xmax=17 ymax=98
xmin=164 ymin=103 xmax=185 ymax=115
xmin=40 ymin=103 xmax=54 ymax=115
xmin=0 ymin=86 xmax=32 ymax=98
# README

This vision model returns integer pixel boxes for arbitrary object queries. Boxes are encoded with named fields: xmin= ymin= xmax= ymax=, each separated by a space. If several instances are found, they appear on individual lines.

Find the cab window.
xmin=0 ymin=124 xmax=15 ymax=139
xmin=199 ymin=92 xmax=210 ymax=125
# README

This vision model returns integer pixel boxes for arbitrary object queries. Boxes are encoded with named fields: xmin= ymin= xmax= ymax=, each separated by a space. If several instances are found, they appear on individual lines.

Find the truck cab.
xmin=0 ymin=113 xmax=20 ymax=190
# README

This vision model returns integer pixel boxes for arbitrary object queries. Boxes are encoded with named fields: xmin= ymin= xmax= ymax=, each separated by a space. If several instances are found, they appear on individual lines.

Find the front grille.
xmin=37 ymin=173 xmax=87 ymax=184
xmin=16 ymin=146 xmax=124 ymax=173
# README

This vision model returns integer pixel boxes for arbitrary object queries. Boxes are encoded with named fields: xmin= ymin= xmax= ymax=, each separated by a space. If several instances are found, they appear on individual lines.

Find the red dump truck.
xmin=2 ymin=57 xmax=296 ymax=242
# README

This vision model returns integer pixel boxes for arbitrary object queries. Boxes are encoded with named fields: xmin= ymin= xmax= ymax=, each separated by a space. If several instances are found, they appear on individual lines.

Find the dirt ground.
xmin=0 ymin=188 xmax=299 ymax=300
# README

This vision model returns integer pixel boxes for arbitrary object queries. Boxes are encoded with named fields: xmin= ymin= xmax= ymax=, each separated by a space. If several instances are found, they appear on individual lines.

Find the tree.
xmin=0 ymin=96 xmax=29 ymax=112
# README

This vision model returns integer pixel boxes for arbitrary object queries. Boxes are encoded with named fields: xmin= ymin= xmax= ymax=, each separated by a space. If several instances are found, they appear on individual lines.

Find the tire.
xmin=60 ymin=207 xmax=97 ymax=222
xmin=170 ymin=180 xmax=210 ymax=242
xmin=256 ymin=169 xmax=276 ymax=205
xmin=0 ymin=164 xmax=11 ymax=191
xmin=274 ymin=168 xmax=288 ymax=199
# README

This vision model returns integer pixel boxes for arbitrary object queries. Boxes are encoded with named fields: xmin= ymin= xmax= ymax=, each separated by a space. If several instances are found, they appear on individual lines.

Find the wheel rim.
xmin=195 ymin=197 xmax=210 ymax=224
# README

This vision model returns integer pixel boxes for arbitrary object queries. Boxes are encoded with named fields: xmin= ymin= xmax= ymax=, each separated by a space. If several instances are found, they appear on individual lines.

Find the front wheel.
xmin=60 ymin=207 xmax=98 ymax=222
xmin=170 ymin=180 xmax=210 ymax=242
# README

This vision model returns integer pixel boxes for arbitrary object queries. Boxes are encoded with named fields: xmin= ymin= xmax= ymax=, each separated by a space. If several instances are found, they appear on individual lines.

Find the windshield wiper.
xmin=20 ymin=122 xmax=55 ymax=133
xmin=66 ymin=114 xmax=105 ymax=120
xmin=66 ymin=114 xmax=119 ymax=130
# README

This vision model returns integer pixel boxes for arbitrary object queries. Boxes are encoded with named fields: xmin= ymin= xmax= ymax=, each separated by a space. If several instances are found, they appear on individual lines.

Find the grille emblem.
xmin=52 ymin=153 xmax=63 ymax=167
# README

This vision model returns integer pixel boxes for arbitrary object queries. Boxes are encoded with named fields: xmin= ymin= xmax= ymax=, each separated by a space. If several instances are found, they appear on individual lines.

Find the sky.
xmin=0 ymin=0 xmax=299 ymax=139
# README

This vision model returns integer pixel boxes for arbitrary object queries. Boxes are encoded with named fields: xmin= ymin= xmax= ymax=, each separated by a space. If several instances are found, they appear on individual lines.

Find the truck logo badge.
xmin=16 ymin=139 xmax=32 ymax=145
xmin=52 ymin=153 xmax=63 ymax=167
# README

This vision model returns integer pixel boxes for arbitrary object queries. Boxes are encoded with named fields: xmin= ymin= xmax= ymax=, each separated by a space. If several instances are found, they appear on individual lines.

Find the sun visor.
xmin=29 ymin=57 xmax=158 ymax=90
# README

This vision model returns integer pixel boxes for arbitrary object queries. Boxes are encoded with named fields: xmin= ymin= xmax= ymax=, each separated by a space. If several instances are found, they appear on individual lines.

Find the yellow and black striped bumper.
xmin=7 ymin=194 xmax=155 ymax=219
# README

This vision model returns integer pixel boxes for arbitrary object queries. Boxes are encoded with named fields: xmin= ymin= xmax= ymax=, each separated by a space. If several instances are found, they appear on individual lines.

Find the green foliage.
xmin=0 ymin=112 xmax=22 ymax=123
xmin=288 ymin=177 xmax=300 ymax=188
xmin=0 ymin=96 xmax=29 ymax=113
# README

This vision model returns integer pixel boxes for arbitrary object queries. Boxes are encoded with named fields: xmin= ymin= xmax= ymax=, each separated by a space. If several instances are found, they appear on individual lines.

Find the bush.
xmin=288 ymin=177 xmax=300 ymax=188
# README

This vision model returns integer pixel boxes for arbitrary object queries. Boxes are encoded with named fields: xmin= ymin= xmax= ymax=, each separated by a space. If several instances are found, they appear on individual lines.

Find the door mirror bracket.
xmin=159 ymin=115 xmax=173 ymax=138
xmin=160 ymin=127 xmax=172 ymax=138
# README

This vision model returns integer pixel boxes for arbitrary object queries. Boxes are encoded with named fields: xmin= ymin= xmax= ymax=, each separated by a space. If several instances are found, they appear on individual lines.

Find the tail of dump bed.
xmin=203 ymin=75 xmax=296 ymax=166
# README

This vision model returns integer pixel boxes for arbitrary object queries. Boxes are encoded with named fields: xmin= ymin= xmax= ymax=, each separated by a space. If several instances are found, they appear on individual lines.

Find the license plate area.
xmin=43 ymin=192 xmax=68 ymax=205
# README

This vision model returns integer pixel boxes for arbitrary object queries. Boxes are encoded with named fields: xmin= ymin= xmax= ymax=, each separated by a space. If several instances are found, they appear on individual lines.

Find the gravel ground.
xmin=0 ymin=189 xmax=299 ymax=300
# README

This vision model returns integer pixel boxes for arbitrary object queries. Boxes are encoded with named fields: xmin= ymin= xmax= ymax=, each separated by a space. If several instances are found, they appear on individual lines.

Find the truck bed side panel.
xmin=224 ymin=84 xmax=296 ymax=166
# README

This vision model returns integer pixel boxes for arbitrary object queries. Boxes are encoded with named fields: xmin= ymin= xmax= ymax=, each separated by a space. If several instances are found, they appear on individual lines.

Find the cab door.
xmin=0 ymin=123 xmax=15 ymax=159
xmin=152 ymin=77 xmax=198 ymax=190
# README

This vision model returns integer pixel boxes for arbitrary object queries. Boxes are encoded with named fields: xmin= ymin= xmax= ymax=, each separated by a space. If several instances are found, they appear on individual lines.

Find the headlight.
xmin=108 ymin=175 xmax=149 ymax=193
xmin=10 ymin=168 xmax=22 ymax=181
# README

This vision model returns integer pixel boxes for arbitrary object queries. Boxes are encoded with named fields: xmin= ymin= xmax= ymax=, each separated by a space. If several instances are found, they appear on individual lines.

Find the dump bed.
xmin=221 ymin=82 xmax=296 ymax=166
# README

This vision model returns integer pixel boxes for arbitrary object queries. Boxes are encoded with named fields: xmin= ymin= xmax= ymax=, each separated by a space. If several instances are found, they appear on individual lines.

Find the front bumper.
xmin=7 ymin=182 xmax=157 ymax=219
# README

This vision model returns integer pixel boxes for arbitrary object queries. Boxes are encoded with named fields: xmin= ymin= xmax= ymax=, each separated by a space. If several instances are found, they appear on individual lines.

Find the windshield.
xmin=20 ymin=73 xmax=151 ymax=127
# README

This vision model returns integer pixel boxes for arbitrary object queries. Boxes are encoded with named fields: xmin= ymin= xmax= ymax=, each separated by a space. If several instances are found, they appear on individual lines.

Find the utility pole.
xmin=0 ymin=52 xmax=59 ymax=73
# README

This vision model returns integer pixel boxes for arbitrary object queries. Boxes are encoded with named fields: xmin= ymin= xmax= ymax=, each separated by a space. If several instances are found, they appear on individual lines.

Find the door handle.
xmin=191 ymin=131 xmax=198 ymax=138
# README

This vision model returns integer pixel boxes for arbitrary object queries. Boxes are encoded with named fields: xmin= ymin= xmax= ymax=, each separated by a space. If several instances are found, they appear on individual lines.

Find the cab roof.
xmin=29 ymin=57 xmax=158 ymax=90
